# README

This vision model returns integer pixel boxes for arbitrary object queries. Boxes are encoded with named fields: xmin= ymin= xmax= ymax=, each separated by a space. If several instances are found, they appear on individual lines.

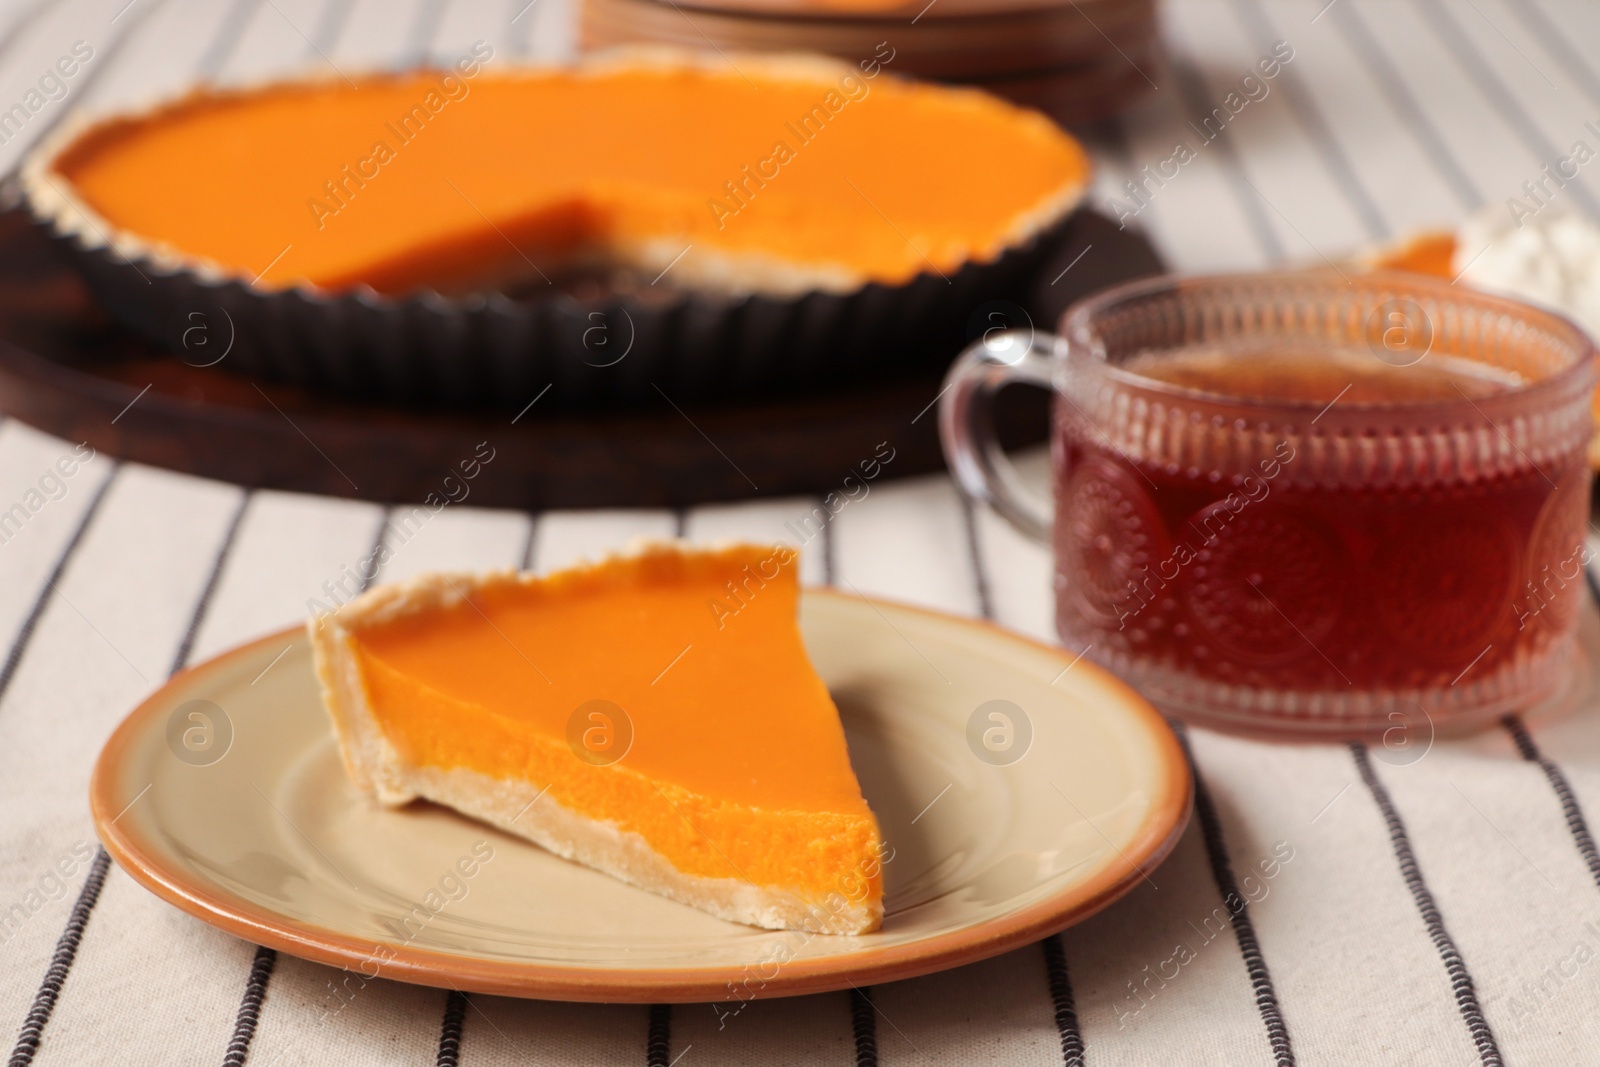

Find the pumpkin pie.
xmin=26 ymin=50 xmax=1090 ymax=298
xmin=308 ymin=542 xmax=884 ymax=934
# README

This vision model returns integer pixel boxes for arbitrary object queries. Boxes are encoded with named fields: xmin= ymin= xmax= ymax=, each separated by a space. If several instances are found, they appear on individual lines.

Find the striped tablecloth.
xmin=3 ymin=0 xmax=1600 ymax=1063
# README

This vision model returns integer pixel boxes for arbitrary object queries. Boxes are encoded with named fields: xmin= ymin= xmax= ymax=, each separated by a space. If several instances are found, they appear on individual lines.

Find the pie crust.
xmin=308 ymin=541 xmax=885 ymax=934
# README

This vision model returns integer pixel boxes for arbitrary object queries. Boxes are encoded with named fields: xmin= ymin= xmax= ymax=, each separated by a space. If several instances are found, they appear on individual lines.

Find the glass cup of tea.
xmin=941 ymin=272 xmax=1596 ymax=738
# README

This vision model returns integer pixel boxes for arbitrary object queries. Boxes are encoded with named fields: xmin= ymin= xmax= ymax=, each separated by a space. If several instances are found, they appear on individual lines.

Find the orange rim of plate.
xmin=90 ymin=587 xmax=1192 ymax=1002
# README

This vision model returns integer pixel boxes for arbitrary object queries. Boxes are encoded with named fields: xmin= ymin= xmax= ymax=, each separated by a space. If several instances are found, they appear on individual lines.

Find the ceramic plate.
xmin=90 ymin=589 xmax=1190 ymax=1002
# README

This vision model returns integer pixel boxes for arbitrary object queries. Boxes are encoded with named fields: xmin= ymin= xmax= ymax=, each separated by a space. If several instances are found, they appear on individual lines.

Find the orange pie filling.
xmin=311 ymin=544 xmax=884 ymax=933
xmin=34 ymin=52 xmax=1089 ymax=297
xmin=1366 ymin=230 xmax=1457 ymax=277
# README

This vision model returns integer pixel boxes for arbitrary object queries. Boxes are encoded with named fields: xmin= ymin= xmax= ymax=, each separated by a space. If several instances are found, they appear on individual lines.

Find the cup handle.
xmin=938 ymin=329 xmax=1058 ymax=545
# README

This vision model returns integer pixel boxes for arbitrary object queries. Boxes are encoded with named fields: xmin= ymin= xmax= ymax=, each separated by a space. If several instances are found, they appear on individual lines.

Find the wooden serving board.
xmin=580 ymin=0 xmax=1157 ymax=78
xmin=0 ymin=209 xmax=1163 ymax=508
xmin=656 ymin=0 xmax=1140 ymax=24
xmin=579 ymin=0 xmax=1158 ymax=125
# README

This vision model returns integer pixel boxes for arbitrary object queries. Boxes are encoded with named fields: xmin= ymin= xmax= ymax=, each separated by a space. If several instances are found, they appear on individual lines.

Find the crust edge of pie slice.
xmin=307 ymin=541 xmax=885 ymax=935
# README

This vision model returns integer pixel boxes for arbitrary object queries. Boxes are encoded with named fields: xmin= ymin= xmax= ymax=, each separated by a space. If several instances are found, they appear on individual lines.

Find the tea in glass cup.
xmin=941 ymin=273 xmax=1596 ymax=738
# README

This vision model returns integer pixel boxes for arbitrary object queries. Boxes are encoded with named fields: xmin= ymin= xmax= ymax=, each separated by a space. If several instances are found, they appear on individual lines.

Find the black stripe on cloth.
xmin=520 ymin=514 xmax=539 ymax=571
xmin=435 ymin=991 xmax=467 ymax=1067
xmin=645 ymin=1003 xmax=671 ymax=1067
xmin=8 ymin=485 xmax=251 ymax=1067
xmin=848 ymin=986 xmax=878 ymax=1067
xmin=7 ymin=850 xmax=110 ymax=1067
xmin=819 ymin=496 xmax=837 ymax=587
xmin=406 ymin=0 xmax=453 ymax=67
xmin=0 ymin=0 xmax=167 ymax=177
xmin=1041 ymin=935 xmax=1085 ymax=1067
xmin=1411 ymin=0 xmax=1600 ymax=221
xmin=1166 ymin=55 xmax=1287 ymax=262
xmin=194 ymin=0 xmax=264 ymax=82
xmin=1503 ymin=715 xmax=1600 ymax=891
xmin=958 ymin=480 xmax=1094 ymax=1065
xmin=1229 ymin=0 xmax=1389 ymax=241
xmin=504 ymin=0 xmax=536 ymax=57
xmin=169 ymin=492 xmax=252 ymax=676
xmin=307 ymin=0 xmax=357 ymax=58
xmin=1501 ymin=0 xmax=1600 ymax=110
xmin=1174 ymin=724 xmax=1294 ymax=1065
xmin=0 ymin=0 xmax=56 ymax=89
xmin=1350 ymin=743 xmax=1503 ymax=1066
xmin=958 ymin=498 xmax=995 ymax=622
xmin=220 ymin=946 xmax=277 ymax=1067
xmin=672 ymin=509 xmax=689 ymax=539
xmin=365 ymin=508 xmax=396 ymax=591
xmin=1326 ymin=1 xmax=1482 ymax=211
xmin=222 ymin=506 xmax=390 ymax=1066
xmin=0 ymin=465 xmax=119 ymax=707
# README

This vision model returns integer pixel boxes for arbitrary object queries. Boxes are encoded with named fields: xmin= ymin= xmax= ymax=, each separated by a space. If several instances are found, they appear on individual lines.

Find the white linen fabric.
xmin=2 ymin=0 xmax=1600 ymax=1063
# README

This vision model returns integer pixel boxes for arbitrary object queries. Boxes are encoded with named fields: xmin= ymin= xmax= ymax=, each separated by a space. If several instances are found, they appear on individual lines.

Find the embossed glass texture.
xmin=1048 ymin=274 xmax=1595 ymax=735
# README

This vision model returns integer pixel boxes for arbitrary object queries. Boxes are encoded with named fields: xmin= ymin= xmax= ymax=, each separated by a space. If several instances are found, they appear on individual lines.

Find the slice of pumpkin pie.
xmin=308 ymin=542 xmax=884 ymax=934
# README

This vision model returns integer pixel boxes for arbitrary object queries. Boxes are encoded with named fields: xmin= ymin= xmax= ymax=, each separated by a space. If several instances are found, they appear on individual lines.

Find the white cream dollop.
xmin=1459 ymin=206 xmax=1600 ymax=340
xmin=1454 ymin=204 xmax=1600 ymax=340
